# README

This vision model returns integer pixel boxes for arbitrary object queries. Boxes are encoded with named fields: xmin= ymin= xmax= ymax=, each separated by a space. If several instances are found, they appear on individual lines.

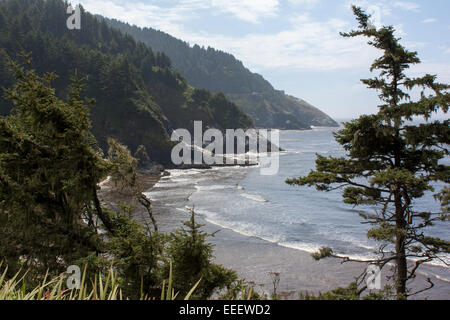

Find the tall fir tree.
xmin=167 ymin=210 xmax=237 ymax=299
xmin=287 ymin=6 xmax=449 ymax=299
xmin=0 ymin=51 xmax=109 ymax=277
xmin=0 ymin=52 xmax=168 ymax=298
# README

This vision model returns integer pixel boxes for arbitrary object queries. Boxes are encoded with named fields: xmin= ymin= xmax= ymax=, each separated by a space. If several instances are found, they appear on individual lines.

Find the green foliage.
xmin=107 ymin=138 xmax=138 ymax=190
xmin=159 ymin=260 xmax=202 ymax=300
xmin=435 ymin=187 xmax=450 ymax=214
xmin=0 ymin=51 xmax=108 ymax=279
xmin=0 ymin=262 xmax=201 ymax=300
xmin=0 ymin=0 xmax=254 ymax=165
xmin=166 ymin=210 xmax=237 ymax=299
xmin=287 ymin=6 xmax=449 ymax=299
xmin=0 ymin=263 xmax=124 ymax=300
xmin=299 ymin=283 xmax=361 ymax=300
xmin=219 ymin=280 xmax=263 ymax=300
xmin=102 ymin=206 xmax=165 ymax=299
xmin=0 ymin=52 xmax=235 ymax=301
xmin=134 ymin=145 xmax=151 ymax=169
xmin=311 ymin=247 xmax=334 ymax=261
xmin=299 ymin=283 xmax=396 ymax=300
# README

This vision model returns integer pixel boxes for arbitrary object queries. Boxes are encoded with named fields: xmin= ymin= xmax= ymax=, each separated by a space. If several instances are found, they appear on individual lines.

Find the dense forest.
xmin=0 ymin=0 xmax=254 ymax=164
xmin=105 ymin=18 xmax=339 ymax=129
xmin=0 ymin=0 xmax=250 ymax=300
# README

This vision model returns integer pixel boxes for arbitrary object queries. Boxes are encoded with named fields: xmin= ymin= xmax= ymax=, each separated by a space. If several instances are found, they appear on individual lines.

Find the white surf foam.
xmin=241 ymin=193 xmax=268 ymax=203
xmin=195 ymin=185 xmax=233 ymax=192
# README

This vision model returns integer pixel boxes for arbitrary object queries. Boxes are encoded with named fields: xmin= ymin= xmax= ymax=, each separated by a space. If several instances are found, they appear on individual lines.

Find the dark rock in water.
xmin=138 ymin=162 xmax=165 ymax=175
xmin=178 ymin=163 xmax=212 ymax=170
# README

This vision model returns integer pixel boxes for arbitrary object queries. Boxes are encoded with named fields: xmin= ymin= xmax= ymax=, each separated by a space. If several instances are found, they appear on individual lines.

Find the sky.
xmin=72 ymin=0 xmax=450 ymax=119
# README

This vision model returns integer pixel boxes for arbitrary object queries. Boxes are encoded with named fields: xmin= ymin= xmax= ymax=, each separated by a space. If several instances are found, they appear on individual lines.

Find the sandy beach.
xmin=100 ymin=170 xmax=450 ymax=300
xmin=204 ymin=220 xmax=450 ymax=300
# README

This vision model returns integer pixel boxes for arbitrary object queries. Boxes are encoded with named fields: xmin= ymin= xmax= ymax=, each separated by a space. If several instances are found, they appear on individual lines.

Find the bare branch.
xmin=138 ymin=193 xmax=158 ymax=233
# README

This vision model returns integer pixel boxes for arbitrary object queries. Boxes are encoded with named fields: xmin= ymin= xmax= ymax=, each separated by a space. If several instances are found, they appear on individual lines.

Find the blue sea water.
xmin=147 ymin=126 xmax=450 ymax=282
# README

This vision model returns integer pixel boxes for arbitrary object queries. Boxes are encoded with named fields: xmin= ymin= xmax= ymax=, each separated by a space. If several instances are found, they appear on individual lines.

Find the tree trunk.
xmin=393 ymin=121 xmax=407 ymax=299
xmin=394 ymin=190 xmax=408 ymax=299
xmin=92 ymin=185 xmax=116 ymax=235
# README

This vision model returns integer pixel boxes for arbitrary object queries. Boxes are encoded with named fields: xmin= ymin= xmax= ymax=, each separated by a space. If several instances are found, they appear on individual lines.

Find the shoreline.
xmin=98 ymin=170 xmax=163 ymax=212
xmin=101 ymin=169 xmax=450 ymax=300
xmin=202 ymin=216 xmax=450 ymax=300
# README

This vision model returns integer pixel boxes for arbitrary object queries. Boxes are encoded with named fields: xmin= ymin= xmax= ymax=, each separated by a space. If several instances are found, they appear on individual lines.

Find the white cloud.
xmin=392 ymin=1 xmax=420 ymax=12
xmin=288 ymin=0 xmax=320 ymax=8
xmin=72 ymin=0 xmax=447 ymax=76
xmin=72 ymin=1 xmax=370 ymax=71
xmin=210 ymin=0 xmax=280 ymax=23
xmin=421 ymin=18 xmax=437 ymax=24
xmin=73 ymin=0 xmax=198 ymax=35
xmin=179 ymin=15 xmax=379 ymax=72
xmin=74 ymin=0 xmax=280 ymax=28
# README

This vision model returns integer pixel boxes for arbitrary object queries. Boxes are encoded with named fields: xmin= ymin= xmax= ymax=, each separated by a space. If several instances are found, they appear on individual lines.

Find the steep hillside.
xmin=0 ymin=0 xmax=253 ymax=164
xmin=105 ymin=18 xmax=338 ymax=129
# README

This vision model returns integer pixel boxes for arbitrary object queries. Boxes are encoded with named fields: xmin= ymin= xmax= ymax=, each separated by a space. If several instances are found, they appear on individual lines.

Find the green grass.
xmin=0 ymin=261 xmax=201 ymax=300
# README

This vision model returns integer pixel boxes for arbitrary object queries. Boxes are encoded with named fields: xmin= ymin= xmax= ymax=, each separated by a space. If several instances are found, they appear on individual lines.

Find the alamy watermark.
xmin=66 ymin=4 xmax=81 ymax=30
xmin=171 ymin=121 xmax=280 ymax=176
xmin=66 ymin=265 xmax=81 ymax=289
xmin=366 ymin=264 xmax=381 ymax=290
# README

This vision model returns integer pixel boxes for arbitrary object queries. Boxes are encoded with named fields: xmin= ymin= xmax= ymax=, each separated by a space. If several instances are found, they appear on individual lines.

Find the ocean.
xmin=145 ymin=126 xmax=450 ymax=295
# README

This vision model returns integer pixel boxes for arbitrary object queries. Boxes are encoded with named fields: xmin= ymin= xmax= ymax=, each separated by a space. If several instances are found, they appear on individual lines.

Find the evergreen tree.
xmin=167 ymin=210 xmax=237 ymax=299
xmin=0 ymin=51 xmax=240 ymax=300
xmin=0 ymin=52 xmax=163 ymax=292
xmin=287 ymin=6 xmax=449 ymax=299
xmin=134 ymin=144 xmax=151 ymax=168
xmin=0 ymin=0 xmax=253 ymax=165
xmin=0 ymin=51 xmax=109 ymax=277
